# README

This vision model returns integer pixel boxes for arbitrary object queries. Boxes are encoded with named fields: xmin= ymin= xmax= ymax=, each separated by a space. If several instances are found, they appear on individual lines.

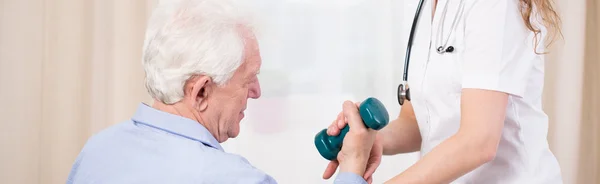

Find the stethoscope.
xmin=397 ymin=0 xmax=465 ymax=106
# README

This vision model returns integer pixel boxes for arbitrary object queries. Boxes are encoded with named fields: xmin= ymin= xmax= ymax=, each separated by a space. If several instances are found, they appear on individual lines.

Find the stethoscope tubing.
xmin=403 ymin=0 xmax=426 ymax=82
xmin=398 ymin=0 xmax=426 ymax=106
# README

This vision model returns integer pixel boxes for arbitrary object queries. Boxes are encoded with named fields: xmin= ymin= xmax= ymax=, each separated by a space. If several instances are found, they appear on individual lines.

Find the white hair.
xmin=142 ymin=0 xmax=253 ymax=104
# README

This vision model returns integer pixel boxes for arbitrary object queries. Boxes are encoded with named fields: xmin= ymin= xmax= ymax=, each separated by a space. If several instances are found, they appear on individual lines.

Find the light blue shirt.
xmin=67 ymin=103 xmax=367 ymax=184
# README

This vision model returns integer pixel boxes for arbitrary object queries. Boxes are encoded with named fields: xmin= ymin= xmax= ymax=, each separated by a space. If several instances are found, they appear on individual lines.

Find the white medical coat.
xmin=405 ymin=0 xmax=563 ymax=183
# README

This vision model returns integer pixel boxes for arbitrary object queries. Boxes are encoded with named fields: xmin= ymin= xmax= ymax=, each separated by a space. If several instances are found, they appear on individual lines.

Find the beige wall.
xmin=578 ymin=0 xmax=600 ymax=182
xmin=0 ymin=1 xmax=44 ymax=183
xmin=542 ymin=0 xmax=591 ymax=184
xmin=0 ymin=0 xmax=598 ymax=183
xmin=0 ymin=0 xmax=155 ymax=183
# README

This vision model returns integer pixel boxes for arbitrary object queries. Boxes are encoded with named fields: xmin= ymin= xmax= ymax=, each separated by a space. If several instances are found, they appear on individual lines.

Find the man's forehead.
xmin=246 ymin=52 xmax=261 ymax=75
xmin=243 ymin=35 xmax=261 ymax=71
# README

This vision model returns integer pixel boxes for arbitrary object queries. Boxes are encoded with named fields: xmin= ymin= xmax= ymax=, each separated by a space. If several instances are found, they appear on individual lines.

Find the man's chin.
xmin=228 ymin=132 xmax=240 ymax=139
xmin=229 ymin=126 xmax=241 ymax=138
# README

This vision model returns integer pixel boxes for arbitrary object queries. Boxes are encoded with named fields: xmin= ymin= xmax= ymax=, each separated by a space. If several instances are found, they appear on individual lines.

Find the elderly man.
xmin=66 ymin=0 xmax=379 ymax=183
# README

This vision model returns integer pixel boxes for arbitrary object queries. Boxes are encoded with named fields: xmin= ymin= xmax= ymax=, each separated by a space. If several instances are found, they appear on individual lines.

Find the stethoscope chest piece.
xmin=397 ymin=83 xmax=411 ymax=106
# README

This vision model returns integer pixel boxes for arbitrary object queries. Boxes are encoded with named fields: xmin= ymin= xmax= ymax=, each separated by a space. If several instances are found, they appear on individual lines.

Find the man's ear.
xmin=186 ymin=75 xmax=212 ymax=112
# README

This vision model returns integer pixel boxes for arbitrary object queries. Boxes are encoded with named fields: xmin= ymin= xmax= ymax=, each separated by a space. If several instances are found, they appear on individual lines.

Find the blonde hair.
xmin=519 ymin=0 xmax=563 ymax=54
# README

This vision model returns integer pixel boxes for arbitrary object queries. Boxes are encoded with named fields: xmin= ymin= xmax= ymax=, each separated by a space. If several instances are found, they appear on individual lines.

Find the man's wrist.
xmin=339 ymin=159 xmax=368 ymax=176
xmin=335 ymin=172 xmax=368 ymax=184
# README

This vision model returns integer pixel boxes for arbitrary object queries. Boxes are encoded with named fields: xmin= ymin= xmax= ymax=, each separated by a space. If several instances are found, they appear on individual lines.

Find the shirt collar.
xmin=130 ymin=103 xmax=224 ymax=151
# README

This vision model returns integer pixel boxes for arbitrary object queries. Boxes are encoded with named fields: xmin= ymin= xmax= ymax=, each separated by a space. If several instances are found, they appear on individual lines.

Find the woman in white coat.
xmin=323 ymin=0 xmax=563 ymax=183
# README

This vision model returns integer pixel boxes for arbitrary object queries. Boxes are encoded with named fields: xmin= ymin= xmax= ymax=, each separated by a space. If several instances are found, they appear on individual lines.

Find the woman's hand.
xmin=322 ymin=101 xmax=383 ymax=183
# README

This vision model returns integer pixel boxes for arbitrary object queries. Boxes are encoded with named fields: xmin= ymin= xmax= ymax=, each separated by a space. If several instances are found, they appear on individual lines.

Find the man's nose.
xmin=248 ymin=80 xmax=261 ymax=99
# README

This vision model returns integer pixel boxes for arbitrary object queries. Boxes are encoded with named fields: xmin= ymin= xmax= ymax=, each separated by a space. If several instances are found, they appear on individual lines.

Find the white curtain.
xmin=0 ymin=0 xmax=597 ymax=184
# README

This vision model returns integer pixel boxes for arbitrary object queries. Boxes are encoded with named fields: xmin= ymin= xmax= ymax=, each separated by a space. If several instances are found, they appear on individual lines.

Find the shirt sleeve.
xmin=461 ymin=0 xmax=535 ymax=98
xmin=333 ymin=172 xmax=368 ymax=184
xmin=207 ymin=154 xmax=278 ymax=184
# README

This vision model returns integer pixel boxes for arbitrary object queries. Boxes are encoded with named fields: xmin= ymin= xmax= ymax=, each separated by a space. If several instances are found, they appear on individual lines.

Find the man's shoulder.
xmin=184 ymin=150 xmax=277 ymax=183
xmin=81 ymin=120 xmax=135 ymax=148
xmin=69 ymin=120 xmax=277 ymax=183
xmin=69 ymin=120 xmax=137 ymax=167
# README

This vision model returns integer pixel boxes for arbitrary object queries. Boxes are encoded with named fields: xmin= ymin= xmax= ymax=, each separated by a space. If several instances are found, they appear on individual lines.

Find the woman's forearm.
xmin=380 ymin=116 xmax=422 ymax=155
xmin=384 ymin=130 xmax=497 ymax=183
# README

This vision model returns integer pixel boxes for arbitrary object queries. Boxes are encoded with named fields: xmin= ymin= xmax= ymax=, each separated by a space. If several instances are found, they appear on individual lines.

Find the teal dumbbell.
xmin=314 ymin=97 xmax=390 ymax=160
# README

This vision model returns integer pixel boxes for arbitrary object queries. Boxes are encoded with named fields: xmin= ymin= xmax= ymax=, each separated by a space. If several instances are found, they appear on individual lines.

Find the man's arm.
xmin=325 ymin=101 xmax=420 ymax=182
xmin=330 ymin=101 xmax=380 ymax=184
xmin=334 ymin=172 xmax=368 ymax=184
xmin=328 ymin=101 xmax=421 ymax=155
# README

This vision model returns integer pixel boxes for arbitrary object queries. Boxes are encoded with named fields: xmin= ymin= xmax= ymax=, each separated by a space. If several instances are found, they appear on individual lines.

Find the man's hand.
xmin=322 ymin=101 xmax=382 ymax=183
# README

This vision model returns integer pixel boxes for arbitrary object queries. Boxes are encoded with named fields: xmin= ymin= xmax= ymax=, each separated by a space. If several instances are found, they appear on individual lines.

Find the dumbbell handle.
xmin=328 ymin=125 xmax=350 ymax=150
xmin=314 ymin=97 xmax=389 ymax=161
